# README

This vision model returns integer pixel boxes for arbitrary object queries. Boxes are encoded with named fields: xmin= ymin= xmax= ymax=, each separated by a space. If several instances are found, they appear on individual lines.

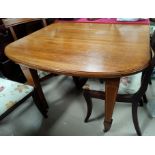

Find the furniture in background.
xmin=0 ymin=19 xmax=26 ymax=82
xmin=2 ymin=18 xmax=53 ymax=82
xmin=2 ymin=18 xmax=47 ymax=40
xmin=0 ymin=77 xmax=48 ymax=121
xmin=5 ymin=22 xmax=150 ymax=133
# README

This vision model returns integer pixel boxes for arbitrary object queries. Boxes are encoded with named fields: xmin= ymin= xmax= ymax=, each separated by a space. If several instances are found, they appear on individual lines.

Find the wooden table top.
xmin=5 ymin=22 xmax=150 ymax=78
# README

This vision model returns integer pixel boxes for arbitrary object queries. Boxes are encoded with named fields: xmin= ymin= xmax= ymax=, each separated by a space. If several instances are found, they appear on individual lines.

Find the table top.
xmin=5 ymin=22 xmax=150 ymax=78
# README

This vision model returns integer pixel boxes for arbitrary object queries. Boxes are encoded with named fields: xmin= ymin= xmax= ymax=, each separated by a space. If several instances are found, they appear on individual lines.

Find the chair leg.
xmin=32 ymin=91 xmax=48 ymax=118
xmin=143 ymin=94 xmax=148 ymax=104
xmin=132 ymin=101 xmax=142 ymax=136
xmin=83 ymin=91 xmax=93 ymax=122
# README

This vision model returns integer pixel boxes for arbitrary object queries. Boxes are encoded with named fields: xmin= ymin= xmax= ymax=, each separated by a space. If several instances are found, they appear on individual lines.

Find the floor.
xmin=1 ymin=75 xmax=155 ymax=136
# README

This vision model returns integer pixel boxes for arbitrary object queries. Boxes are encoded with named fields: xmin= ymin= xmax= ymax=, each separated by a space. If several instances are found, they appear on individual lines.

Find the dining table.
xmin=5 ymin=19 xmax=150 ymax=132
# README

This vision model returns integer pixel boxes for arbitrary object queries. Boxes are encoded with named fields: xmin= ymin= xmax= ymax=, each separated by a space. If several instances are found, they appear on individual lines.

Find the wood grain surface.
xmin=5 ymin=22 xmax=150 ymax=78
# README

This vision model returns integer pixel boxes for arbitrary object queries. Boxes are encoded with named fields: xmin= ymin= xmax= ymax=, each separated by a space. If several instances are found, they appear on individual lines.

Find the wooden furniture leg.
xmin=32 ymin=90 xmax=48 ymax=118
xmin=20 ymin=66 xmax=49 ymax=114
xmin=29 ymin=69 xmax=49 ymax=110
xmin=20 ymin=65 xmax=35 ymax=86
xmin=83 ymin=90 xmax=93 ymax=122
xmin=104 ymin=78 xmax=120 ymax=132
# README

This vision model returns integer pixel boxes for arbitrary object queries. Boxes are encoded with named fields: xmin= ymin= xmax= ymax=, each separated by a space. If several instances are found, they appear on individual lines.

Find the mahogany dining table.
xmin=5 ymin=21 xmax=150 ymax=132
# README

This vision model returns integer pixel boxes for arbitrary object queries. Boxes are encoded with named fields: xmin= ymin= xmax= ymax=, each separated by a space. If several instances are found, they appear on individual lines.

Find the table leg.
xmin=29 ymin=69 xmax=49 ymax=109
xmin=20 ymin=66 xmax=49 ymax=112
xmin=104 ymin=78 xmax=120 ymax=132
xmin=20 ymin=65 xmax=34 ymax=86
